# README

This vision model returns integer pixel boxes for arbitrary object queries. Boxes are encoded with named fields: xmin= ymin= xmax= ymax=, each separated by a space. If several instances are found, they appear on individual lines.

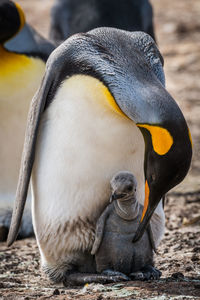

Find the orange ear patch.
xmin=137 ymin=124 xmax=173 ymax=155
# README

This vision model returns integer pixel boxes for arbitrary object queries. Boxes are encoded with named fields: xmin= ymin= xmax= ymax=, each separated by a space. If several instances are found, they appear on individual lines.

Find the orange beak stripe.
xmin=141 ymin=180 xmax=150 ymax=222
xmin=188 ymin=128 xmax=193 ymax=148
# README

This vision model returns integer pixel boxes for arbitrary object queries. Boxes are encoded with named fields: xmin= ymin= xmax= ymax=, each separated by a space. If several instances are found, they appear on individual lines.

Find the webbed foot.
xmin=63 ymin=270 xmax=130 ymax=287
xmin=130 ymin=265 xmax=162 ymax=281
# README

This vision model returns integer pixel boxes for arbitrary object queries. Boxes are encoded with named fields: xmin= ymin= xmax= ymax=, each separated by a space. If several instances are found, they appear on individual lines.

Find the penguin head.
xmin=110 ymin=171 xmax=137 ymax=202
xmin=0 ymin=0 xmax=25 ymax=44
xmin=133 ymin=120 xmax=192 ymax=241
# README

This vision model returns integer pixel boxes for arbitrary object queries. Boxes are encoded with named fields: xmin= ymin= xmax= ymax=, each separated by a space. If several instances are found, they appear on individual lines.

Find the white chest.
xmin=32 ymin=76 xmax=145 ymax=228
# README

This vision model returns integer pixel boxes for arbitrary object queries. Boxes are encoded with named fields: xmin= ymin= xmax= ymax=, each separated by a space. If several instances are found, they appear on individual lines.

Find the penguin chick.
xmin=91 ymin=171 xmax=161 ymax=280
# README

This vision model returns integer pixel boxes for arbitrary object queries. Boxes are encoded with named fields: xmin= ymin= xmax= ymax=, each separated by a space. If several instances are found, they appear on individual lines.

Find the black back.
xmin=50 ymin=0 xmax=155 ymax=43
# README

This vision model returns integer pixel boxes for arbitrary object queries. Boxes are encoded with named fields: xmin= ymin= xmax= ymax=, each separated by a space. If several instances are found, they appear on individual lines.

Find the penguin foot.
xmin=63 ymin=270 xmax=130 ymax=286
xmin=130 ymin=265 xmax=162 ymax=281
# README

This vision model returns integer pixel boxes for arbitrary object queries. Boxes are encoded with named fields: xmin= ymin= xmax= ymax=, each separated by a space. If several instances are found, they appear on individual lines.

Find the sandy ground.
xmin=0 ymin=0 xmax=200 ymax=299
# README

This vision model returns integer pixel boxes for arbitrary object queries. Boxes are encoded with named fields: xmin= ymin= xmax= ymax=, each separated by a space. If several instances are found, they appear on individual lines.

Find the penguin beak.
xmin=132 ymin=179 xmax=155 ymax=242
xmin=110 ymin=193 xmax=115 ymax=203
xmin=132 ymin=193 xmax=158 ymax=242
xmin=110 ymin=192 xmax=126 ymax=202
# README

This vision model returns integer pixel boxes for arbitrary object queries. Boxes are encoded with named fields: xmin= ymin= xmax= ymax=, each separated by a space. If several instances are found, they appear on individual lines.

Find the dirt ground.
xmin=0 ymin=0 xmax=200 ymax=299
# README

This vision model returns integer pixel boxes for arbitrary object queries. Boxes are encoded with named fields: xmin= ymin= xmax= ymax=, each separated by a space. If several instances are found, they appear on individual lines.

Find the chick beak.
xmin=110 ymin=192 xmax=126 ymax=202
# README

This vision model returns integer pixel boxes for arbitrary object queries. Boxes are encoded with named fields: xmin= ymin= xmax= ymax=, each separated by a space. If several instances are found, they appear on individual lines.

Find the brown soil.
xmin=0 ymin=0 xmax=200 ymax=299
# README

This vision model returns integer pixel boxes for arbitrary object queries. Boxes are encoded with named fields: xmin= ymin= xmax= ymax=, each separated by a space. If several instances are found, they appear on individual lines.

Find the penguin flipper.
xmin=7 ymin=71 xmax=53 ymax=246
xmin=91 ymin=204 xmax=111 ymax=255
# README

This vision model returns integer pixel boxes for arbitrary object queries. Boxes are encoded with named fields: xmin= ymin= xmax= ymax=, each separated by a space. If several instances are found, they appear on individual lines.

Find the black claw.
xmin=141 ymin=265 xmax=162 ymax=280
xmin=130 ymin=265 xmax=161 ymax=281
xmin=130 ymin=271 xmax=145 ymax=281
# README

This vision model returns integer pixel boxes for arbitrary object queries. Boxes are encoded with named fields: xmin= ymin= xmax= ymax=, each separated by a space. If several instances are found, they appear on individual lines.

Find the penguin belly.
xmin=31 ymin=75 xmax=163 ymax=277
xmin=0 ymin=48 xmax=45 ymax=204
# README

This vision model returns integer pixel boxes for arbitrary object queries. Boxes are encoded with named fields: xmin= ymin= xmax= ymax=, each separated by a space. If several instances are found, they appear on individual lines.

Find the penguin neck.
xmin=0 ymin=43 xmax=35 ymax=78
xmin=114 ymin=197 xmax=139 ymax=220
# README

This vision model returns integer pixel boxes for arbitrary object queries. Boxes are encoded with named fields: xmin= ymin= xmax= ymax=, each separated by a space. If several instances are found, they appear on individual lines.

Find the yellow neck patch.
xmin=68 ymin=74 xmax=128 ymax=119
xmin=0 ymin=46 xmax=32 ymax=77
xmin=0 ymin=45 xmax=45 ymax=96
xmin=100 ymin=82 xmax=127 ymax=118
xmin=15 ymin=2 xmax=25 ymax=33
xmin=137 ymin=124 xmax=173 ymax=155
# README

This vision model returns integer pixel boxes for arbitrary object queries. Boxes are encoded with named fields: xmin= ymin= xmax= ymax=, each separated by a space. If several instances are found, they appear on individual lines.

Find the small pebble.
xmin=191 ymin=255 xmax=199 ymax=262
xmin=53 ymin=289 xmax=60 ymax=295
xmin=193 ymin=247 xmax=200 ymax=252
xmin=194 ymin=284 xmax=200 ymax=289
xmin=185 ymin=266 xmax=193 ymax=272
xmin=0 ymin=283 xmax=5 ymax=289
xmin=171 ymin=272 xmax=185 ymax=280
xmin=174 ymin=245 xmax=182 ymax=251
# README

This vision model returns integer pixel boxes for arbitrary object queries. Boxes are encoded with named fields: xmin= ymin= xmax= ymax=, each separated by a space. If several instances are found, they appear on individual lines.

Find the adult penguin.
xmin=7 ymin=28 xmax=192 ymax=284
xmin=0 ymin=0 xmax=54 ymax=237
xmin=49 ymin=0 xmax=155 ymax=44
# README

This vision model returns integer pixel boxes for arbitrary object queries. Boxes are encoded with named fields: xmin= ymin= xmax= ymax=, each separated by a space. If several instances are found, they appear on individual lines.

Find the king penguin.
xmin=7 ymin=28 xmax=192 ymax=284
xmin=49 ymin=0 xmax=155 ymax=44
xmin=0 ymin=0 xmax=55 ymax=209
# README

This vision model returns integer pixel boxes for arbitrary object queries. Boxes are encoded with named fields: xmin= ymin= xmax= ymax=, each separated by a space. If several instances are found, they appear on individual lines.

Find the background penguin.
xmin=49 ymin=0 xmax=155 ymax=44
xmin=7 ymin=28 xmax=192 ymax=285
xmin=0 ymin=0 xmax=54 ymax=241
xmin=91 ymin=171 xmax=161 ymax=281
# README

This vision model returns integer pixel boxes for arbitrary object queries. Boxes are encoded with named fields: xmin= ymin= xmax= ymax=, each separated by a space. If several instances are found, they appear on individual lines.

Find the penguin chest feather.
xmin=32 ymin=75 xmax=146 ymax=264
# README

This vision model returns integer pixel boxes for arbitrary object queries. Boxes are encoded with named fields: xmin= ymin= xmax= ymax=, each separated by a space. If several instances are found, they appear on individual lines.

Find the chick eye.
xmin=126 ymin=185 xmax=133 ymax=192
